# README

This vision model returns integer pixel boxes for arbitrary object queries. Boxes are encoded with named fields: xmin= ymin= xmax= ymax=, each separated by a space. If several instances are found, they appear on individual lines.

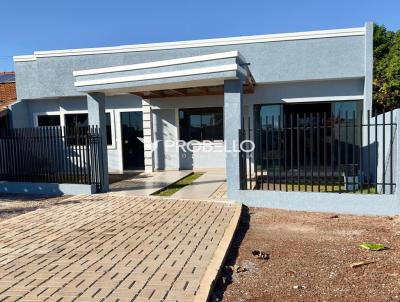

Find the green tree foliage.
xmin=373 ymin=24 xmax=400 ymax=110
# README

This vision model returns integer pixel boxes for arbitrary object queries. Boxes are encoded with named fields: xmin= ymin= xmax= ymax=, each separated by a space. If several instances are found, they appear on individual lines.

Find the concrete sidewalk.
xmin=172 ymin=170 xmax=226 ymax=200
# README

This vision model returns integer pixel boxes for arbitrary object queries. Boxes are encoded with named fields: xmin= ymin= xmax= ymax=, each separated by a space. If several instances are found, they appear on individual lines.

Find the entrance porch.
xmin=73 ymin=51 xmax=255 ymax=195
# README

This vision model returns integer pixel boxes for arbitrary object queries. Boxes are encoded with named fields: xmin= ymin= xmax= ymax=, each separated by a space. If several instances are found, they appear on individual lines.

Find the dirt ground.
xmin=0 ymin=194 xmax=70 ymax=222
xmin=215 ymin=207 xmax=400 ymax=302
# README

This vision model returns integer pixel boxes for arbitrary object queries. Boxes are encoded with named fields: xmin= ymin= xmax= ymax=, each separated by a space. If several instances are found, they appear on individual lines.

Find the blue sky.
xmin=1 ymin=0 xmax=399 ymax=70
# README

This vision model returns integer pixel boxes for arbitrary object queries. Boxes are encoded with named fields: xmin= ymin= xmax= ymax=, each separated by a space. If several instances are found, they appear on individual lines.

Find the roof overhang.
xmin=73 ymin=51 xmax=255 ymax=97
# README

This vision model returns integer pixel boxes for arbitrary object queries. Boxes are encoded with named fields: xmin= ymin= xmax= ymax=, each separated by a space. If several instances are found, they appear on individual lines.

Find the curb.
xmin=194 ymin=202 xmax=243 ymax=302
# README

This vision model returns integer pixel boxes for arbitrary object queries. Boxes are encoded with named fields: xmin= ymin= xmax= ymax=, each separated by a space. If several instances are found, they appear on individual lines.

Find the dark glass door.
xmin=121 ymin=112 xmax=144 ymax=170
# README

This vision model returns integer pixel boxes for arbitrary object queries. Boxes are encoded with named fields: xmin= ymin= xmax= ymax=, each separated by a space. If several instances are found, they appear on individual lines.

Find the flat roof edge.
xmin=13 ymin=26 xmax=365 ymax=61
xmin=13 ymin=55 xmax=37 ymax=62
xmin=73 ymin=51 xmax=244 ymax=76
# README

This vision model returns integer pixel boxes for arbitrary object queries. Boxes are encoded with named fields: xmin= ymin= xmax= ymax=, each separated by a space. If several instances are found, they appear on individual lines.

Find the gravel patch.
xmin=0 ymin=194 xmax=70 ymax=222
xmin=214 ymin=207 xmax=400 ymax=302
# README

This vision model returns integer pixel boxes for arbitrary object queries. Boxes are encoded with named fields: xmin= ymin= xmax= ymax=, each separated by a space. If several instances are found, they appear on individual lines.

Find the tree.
xmin=373 ymin=24 xmax=400 ymax=111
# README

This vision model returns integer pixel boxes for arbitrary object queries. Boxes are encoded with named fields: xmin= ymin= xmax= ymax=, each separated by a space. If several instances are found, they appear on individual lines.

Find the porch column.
xmin=224 ymin=79 xmax=243 ymax=199
xmin=87 ymin=92 xmax=109 ymax=192
xmin=363 ymin=22 xmax=374 ymax=121
xmin=142 ymin=99 xmax=154 ymax=173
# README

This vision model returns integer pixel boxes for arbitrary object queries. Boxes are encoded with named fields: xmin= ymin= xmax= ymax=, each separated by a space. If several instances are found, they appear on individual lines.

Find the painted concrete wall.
xmin=234 ymin=189 xmax=399 ymax=216
xmin=0 ymin=181 xmax=96 ymax=195
xmin=152 ymin=109 xmax=179 ymax=170
xmin=368 ymin=109 xmax=399 ymax=194
xmin=9 ymin=101 xmax=30 ymax=128
xmin=15 ymin=35 xmax=366 ymax=100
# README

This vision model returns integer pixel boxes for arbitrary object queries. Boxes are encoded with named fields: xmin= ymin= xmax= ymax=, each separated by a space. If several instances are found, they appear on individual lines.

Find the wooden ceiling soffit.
xmin=131 ymin=82 xmax=255 ymax=99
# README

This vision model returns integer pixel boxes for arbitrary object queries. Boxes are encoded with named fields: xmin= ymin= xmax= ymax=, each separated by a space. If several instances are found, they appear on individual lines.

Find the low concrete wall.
xmin=234 ymin=190 xmax=400 ymax=216
xmin=0 ymin=181 xmax=96 ymax=196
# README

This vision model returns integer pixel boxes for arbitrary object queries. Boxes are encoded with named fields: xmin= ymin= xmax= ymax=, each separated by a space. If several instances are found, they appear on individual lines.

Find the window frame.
xmin=36 ymin=114 xmax=61 ymax=127
xmin=34 ymin=110 xmax=116 ymax=149
xmin=178 ymin=107 xmax=224 ymax=143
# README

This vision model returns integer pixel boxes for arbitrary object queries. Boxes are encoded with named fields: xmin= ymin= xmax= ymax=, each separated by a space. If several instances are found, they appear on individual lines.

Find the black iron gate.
xmin=239 ymin=109 xmax=397 ymax=194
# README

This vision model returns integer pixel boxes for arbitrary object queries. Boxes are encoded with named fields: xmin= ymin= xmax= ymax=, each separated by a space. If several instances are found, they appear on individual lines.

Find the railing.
xmin=0 ymin=126 xmax=104 ymax=192
xmin=239 ymin=110 xmax=397 ymax=194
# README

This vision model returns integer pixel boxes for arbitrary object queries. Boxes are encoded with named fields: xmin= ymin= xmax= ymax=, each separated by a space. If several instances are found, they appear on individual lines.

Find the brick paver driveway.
xmin=0 ymin=194 xmax=241 ymax=302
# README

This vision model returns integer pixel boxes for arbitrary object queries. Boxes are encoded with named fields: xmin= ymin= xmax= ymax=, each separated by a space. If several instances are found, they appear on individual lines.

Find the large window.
xmin=37 ymin=115 xmax=61 ymax=127
xmin=179 ymin=107 xmax=223 ymax=142
xmin=64 ymin=113 xmax=112 ymax=146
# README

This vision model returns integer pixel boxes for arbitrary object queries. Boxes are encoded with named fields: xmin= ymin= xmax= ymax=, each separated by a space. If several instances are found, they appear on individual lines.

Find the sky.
xmin=1 ymin=0 xmax=400 ymax=70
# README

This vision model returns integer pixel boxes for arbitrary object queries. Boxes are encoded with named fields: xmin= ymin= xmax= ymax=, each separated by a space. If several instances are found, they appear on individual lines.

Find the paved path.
xmin=172 ymin=171 xmax=226 ymax=200
xmin=0 ymin=194 xmax=240 ymax=301
xmin=209 ymin=183 xmax=227 ymax=200
xmin=110 ymin=171 xmax=192 ymax=195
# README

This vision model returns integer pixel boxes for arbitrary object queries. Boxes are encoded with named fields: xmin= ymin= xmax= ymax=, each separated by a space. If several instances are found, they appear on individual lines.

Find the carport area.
xmin=0 ymin=194 xmax=241 ymax=301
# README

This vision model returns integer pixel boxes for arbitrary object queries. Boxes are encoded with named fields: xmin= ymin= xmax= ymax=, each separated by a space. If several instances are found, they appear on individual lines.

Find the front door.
xmin=121 ymin=111 xmax=144 ymax=170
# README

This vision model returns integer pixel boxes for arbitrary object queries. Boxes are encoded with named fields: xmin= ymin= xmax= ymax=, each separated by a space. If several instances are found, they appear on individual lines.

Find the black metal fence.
xmin=239 ymin=110 xmax=397 ymax=194
xmin=0 ymin=126 xmax=104 ymax=192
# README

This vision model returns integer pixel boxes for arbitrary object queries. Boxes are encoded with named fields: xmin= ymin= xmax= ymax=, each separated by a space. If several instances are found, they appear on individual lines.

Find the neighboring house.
xmin=7 ymin=22 xmax=399 ymax=214
xmin=0 ymin=72 xmax=16 ymax=128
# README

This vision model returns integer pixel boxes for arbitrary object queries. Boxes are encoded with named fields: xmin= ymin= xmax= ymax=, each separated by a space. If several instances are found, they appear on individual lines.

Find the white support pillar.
xmin=363 ymin=22 xmax=374 ymax=121
xmin=87 ymin=92 xmax=109 ymax=192
xmin=142 ymin=99 xmax=154 ymax=173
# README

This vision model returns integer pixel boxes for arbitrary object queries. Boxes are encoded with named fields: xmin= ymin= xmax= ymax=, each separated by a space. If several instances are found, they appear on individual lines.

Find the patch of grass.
xmin=153 ymin=172 xmax=204 ymax=196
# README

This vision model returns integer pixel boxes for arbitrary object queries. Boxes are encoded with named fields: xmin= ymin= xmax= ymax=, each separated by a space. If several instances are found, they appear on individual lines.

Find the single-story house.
xmin=6 ymin=22 xmax=400 ymax=214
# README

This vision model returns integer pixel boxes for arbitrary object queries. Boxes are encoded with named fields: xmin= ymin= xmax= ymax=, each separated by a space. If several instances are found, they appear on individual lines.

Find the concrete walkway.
xmin=0 ymin=194 xmax=240 ymax=302
xmin=172 ymin=170 xmax=226 ymax=200
xmin=110 ymin=171 xmax=192 ymax=195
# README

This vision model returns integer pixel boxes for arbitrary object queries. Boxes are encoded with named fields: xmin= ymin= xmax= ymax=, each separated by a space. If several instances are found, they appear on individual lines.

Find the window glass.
xmin=37 ymin=115 xmax=61 ymax=127
xmin=65 ymin=113 xmax=112 ymax=146
xmin=332 ymin=100 xmax=363 ymax=124
xmin=106 ymin=113 xmax=112 ymax=145
xmin=256 ymin=104 xmax=282 ymax=128
xmin=65 ymin=113 xmax=88 ymax=129
xmin=179 ymin=107 xmax=223 ymax=142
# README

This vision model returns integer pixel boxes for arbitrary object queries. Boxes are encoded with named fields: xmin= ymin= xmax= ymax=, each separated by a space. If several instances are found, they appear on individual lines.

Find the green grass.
xmin=153 ymin=172 xmax=204 ymax=197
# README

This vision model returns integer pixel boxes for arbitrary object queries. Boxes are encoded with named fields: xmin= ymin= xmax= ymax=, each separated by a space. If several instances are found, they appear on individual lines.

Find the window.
xmin=37 ymin=115 xmax=61 ymax=127
xmin=179 ymin=107 xmax=223 ymax=141
xmin=65 ymin=113 xmax=112 ymax=146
